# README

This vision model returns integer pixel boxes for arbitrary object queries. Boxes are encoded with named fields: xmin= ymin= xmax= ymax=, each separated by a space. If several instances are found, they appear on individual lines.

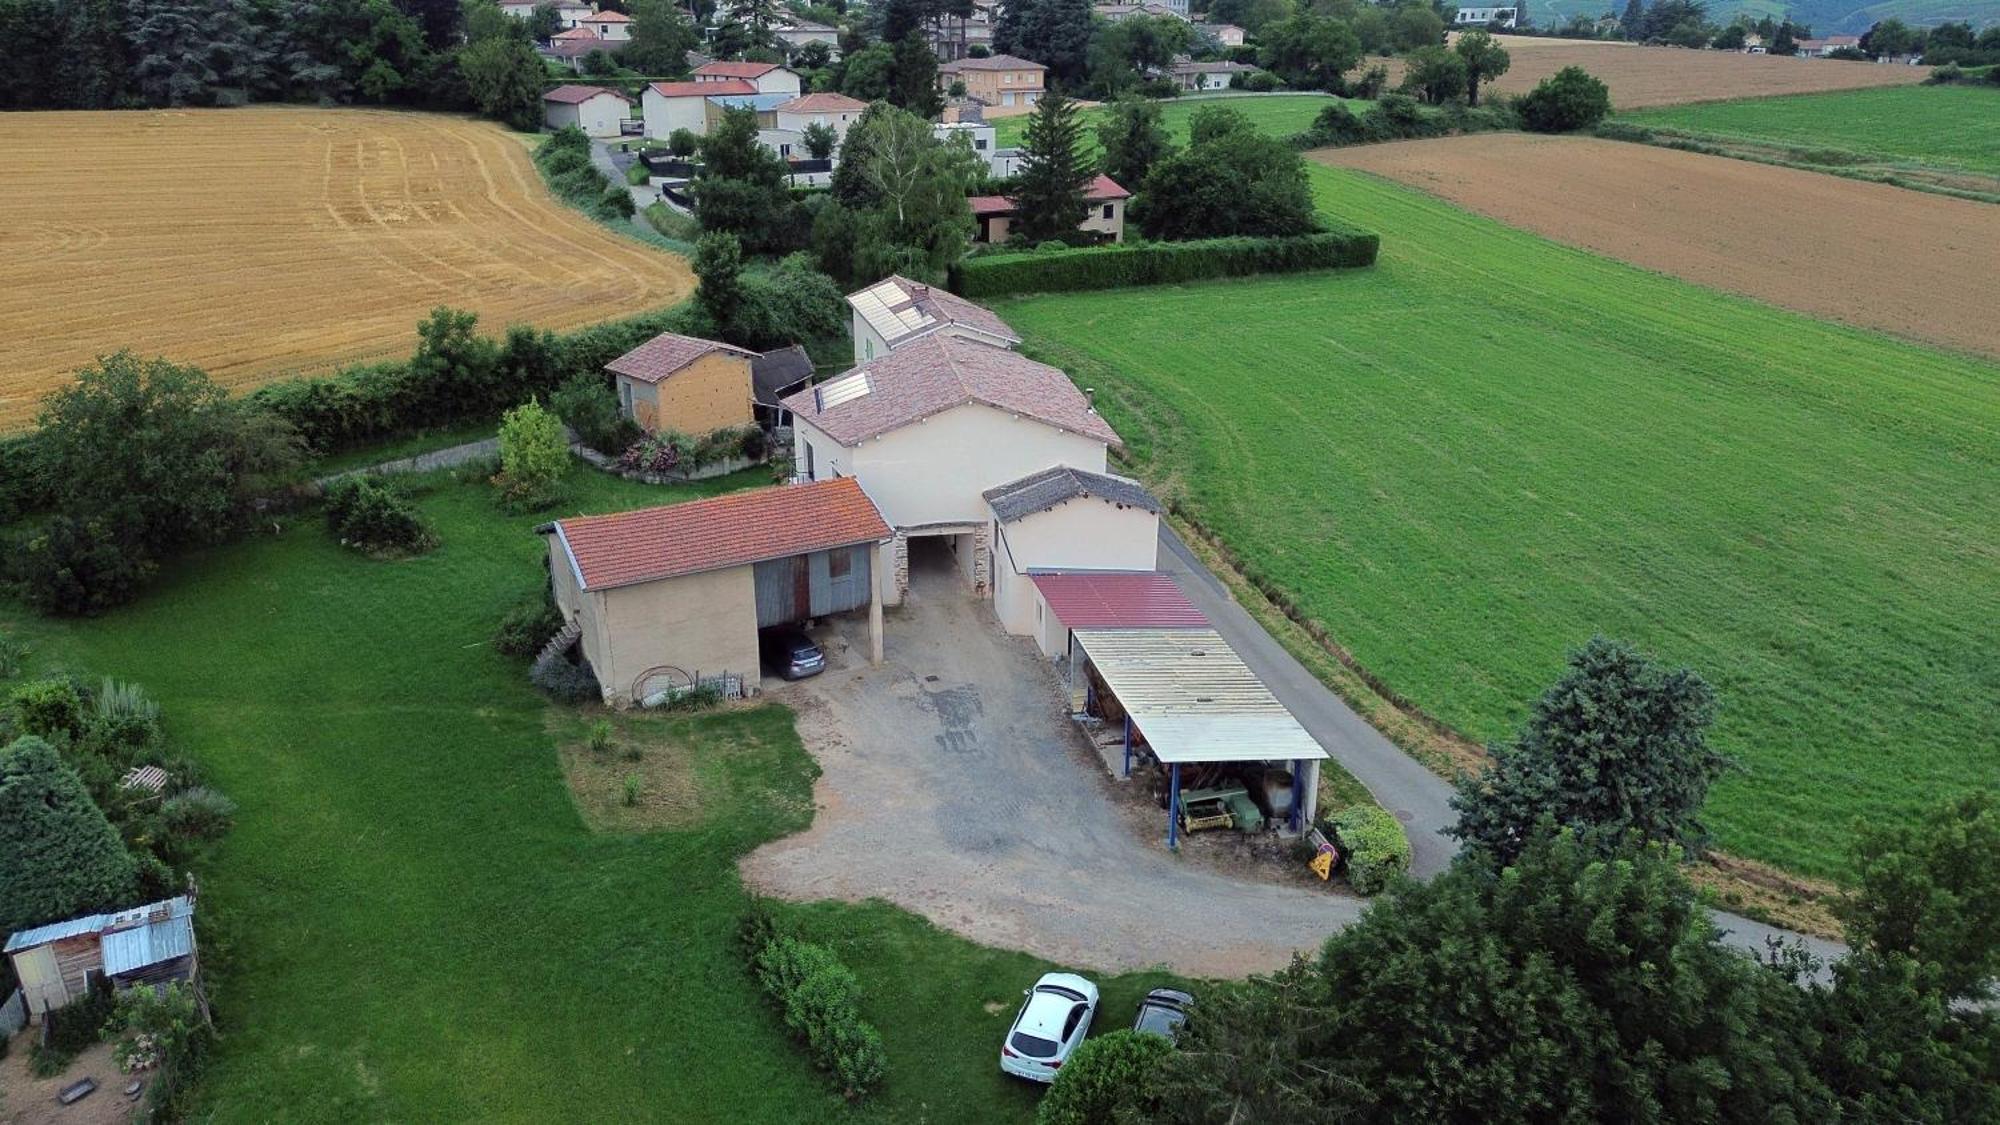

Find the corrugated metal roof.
xmin=4 ymin=896 xmax=194 ymax=964
xmin=707 ymin=93 xmax=794 ymax=111
xmin=99 ymin=897 xmax=195 ymax=975
xmin=1073 ymin=629 xmax=1326 ymax=764
xmin=1032 ymin=572 xmax=1205 ymax=629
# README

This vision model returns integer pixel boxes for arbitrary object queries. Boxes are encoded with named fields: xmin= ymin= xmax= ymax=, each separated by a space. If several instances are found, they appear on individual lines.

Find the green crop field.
xmin=1621 ymin=84 xmax=2000 ymax=176
xmin=1001 ymin=164 xmax=2000 ymax=880
xmin=2 ymin=465 xmax=1179 ymax=1121
xmin=991 ymin=93 xmax=1346 ymax=154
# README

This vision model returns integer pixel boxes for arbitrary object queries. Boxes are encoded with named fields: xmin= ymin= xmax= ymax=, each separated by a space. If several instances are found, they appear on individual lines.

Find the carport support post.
xmin=1121 ymin=716 xmax=1132 ymax=778
xmin=867 ymin=561 xmax=884 ymax=665
xmin=1167 ymin=762 xmax=1181 ymax=851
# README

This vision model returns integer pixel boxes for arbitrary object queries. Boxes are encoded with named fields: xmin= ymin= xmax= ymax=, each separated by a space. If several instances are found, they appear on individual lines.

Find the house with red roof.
xmin=969 ymin=175 xmax=1131 ymax=245
xmin=983 ymin=468 xmax=1165 ymax=647
xmin=691 ymin=60 xmax=802 ymax=97
xmin=642 ymin=77 xmax=758 ymax=140
xmin=543 ymin=479 xmax=892 ymax=703
xmin=604 ymin=330 xmax=759 ymax=437
xmin=845 ymin=274 xmax=1022 ymax=364
xmin=542 ymin=84 xmax=631 ymax=137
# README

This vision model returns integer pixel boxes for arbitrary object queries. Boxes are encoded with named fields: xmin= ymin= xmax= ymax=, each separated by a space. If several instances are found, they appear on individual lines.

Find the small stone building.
xmin=607 ymin=331 xmax=758 ymax=436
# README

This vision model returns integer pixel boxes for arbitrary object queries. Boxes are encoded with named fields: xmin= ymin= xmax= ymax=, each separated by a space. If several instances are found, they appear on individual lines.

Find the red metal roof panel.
xmin=1030 ymin=572 xmax=1206 ymax=629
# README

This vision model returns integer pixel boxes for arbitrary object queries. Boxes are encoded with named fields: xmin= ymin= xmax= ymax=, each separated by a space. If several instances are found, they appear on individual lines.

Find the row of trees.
xmin=1042 ymin=637 xmax=2000 ymax=1123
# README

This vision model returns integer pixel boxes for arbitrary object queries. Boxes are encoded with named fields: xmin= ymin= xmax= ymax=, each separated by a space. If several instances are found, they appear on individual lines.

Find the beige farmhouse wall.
xmin=617 ymin=352 xmax=753 ymax=436
xmin=550 ymin=539 xmax=761 ymax=705
xmin=990 ymin=497 xmax=1160 ymax=645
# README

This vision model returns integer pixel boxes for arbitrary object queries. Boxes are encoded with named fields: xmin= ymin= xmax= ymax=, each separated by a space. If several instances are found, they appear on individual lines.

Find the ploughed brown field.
xmin=1383 ymin=35 xmax=1930 ymax=109
xmin=1317 ymin=134 xmax=2000 ymax=358
xmin=0 ymin=107 xmax=691 ymax=428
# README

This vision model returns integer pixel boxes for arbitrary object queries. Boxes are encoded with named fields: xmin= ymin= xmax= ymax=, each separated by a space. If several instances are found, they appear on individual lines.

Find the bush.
xmin=1517 ymin=65 xmax=1612 ymax=133
xmin=1038 ymin=1029 xmax=1172 ymax=1124
xmin=550 ymin=374 xmax=640 ymax=455
xmin=494 ymin=590 xmax=564 ymax=659
xmin=1328 ymin=804 xmax=1412 ymax=894
xmin=531 ymin=651 xmax=601 ymax=703
xmin=160 ymin=786 xmax=238 ymax=844
xmin=950 ymin=228 xmax=1378 ymax=298
xmin=107 ymin=982 xmax=212 ymax=1118
xmin=10 ymin=678 xmax=87 ymax=742
xmin=324 ymin=476 xmax=439 ymax=556
xmin=1306 ymin=101 xmax=1369 ymax=146
xmin=1350 ymin=63 xmax=1390 ymax=99
xmin=1244 ymin=70 xmax=1280 ymax=91
xmin=0 ymin=631 xmax=24 ymax=680
xmin=494 ymin=399 xmax=571 ymax=509
xmin=1923 ymin=63 xmax=1964 ymax=84
xmin=750 ymin=932 xmax=888 ymax=1097
xmin=724 ymin=253 xmax=848 ymax=352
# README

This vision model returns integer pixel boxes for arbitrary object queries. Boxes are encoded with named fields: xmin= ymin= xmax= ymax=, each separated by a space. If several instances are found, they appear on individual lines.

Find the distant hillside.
xmin=1522 ymin=0 xmax=1998 ymax=33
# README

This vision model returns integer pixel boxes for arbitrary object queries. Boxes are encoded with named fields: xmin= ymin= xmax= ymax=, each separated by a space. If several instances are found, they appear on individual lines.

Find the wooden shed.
xmin=3 ymin=895 xmax=198 ymax=1023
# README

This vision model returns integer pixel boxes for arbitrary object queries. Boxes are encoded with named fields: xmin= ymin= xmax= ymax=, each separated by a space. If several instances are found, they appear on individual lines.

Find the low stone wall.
xmin=572 ymin=443 xmax=765 ymax=485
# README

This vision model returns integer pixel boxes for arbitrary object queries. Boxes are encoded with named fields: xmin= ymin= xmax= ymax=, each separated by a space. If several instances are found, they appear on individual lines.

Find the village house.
xmin=935 ymin=120 xmax=1023 ymax=177
xmin=845 ymin=274 xmax=1023 ymax=364
xmin=578 ymin=8 xmax=631 ymax=38
xmin=1194 ymin=21 xmax=1245 ymax=46
xmin=937 ymin=54 xmax=1046 ymax=108
xmin=606 ymin=331 xmax=757 ymax=436
xmin=1166 ymin=58 xmax=1258 ymax=91
xmin=1452 ymin=4 xmax=1517 ymax=25
xmin=541 ymin=84 xmax=631 ymax=137
xmin=773 ymin=17 xmax=841 ymax=56
xmin=543 ymin=25 xmax=628 ymax=70
xmin=1094 ymin=2 xmax=1191 ymax=22
xmin=983 ymin=466 xmax=1163 ymax=645
xmin=5 ymin=896 xmax=199 ymax=1023
xmin=781 ymin=331 xmax=1122 ymax=604
xmin=773 ymin=92 xmax=870 ymax=145
xmin=544 ymin=479 xmax=892 ymax=704
xmin=642 ymin=79 xmax=755 ymax=139
xmin=701 ymin=92 xmax=794 ymax=133
xmin=691 ymin=60 xmax=803 ymax=97
xmin=970 ymin=174 xmax=1131 ymax=244
xmin=1793 ymin=35 xmax=1862 ymax=56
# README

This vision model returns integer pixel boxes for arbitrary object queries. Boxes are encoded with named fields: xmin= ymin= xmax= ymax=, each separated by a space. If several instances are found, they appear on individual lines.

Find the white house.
xmin=774 ymin=18 xmax=841 ymax=57
xmin=774 ymin=92 xmax=869 ymax=146
xmin=845 ymin=274 xmax=1022 ymax=365
xmin=542 ymin=84 xmax=631 ymax=136
xmin=691 ymin=60 xmax=803 ymax=97
xmin=1453 ymin=5 xmax=1517 ymax=26
xmin=1194 ymin=21 xmax=1245 ymax=46
xmin=780 ymin=333 xmax=1121 ymax=604
xmin=578 ymin=8 xmax=631 ymax=39
xmin=1166 ymin=59 xmax=1257 ymax=91
xmin=983 ymin=466 xmax=1163 ymax=644
xmin=934 ymin=121 xmax=1023 ymax=177
xmin=642 ymin=78 xmax=755 ymax=140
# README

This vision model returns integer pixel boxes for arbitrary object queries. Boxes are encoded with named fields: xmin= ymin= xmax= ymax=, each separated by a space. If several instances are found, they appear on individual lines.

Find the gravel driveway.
xmin=740 ymin=558 xmax=1362 ymax=976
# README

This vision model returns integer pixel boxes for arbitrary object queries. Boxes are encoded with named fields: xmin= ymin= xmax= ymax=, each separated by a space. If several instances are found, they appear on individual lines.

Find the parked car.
xmin=1000 ymin=972 xmax=1099 ymax=1083
xmin=1132 ymin=987 xmax=1193 ymax=1042
xmin=759 ymin=626 xmax=825 ymax=680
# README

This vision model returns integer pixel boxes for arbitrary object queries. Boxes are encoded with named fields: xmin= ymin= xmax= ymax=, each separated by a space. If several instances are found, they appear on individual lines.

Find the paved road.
xmin=314 ymin=437 xmax=499 ymax=487
xmin=589 ymin=140 xmax=667 ymax=236
xmin=1158 ymin=524 xmax=1849 ymax=972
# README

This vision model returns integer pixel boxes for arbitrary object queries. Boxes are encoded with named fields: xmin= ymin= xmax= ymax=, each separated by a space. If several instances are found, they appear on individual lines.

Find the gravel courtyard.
xmin=740 ymin=552 xmax=1361 ymax=977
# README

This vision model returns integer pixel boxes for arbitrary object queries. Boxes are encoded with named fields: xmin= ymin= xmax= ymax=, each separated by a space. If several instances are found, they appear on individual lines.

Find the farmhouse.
xmin=578 ymin=8 xmax=630 ymax=38
xmin=1194 ymin=21 xmax=1245 ymax=46
xmin=937 ymin=54 xmax=1046 ymax=108
xmin=542 ymin=84 xmax=631 ymax=137
xmin=606 ymin=330 xmax=757 ymax=435
xmin=5 ymin=896 xmax=199 ymax=1023
xmin=1794 ymin=35 xmax=1862 ymax=57
xmin=969 ymin=174 xmax=1131 ymax=244
xmin=544 ymin=479 xmax=891 ymax=704
xmin=691 ymin=60 xmax=803 ymax=97
xmin=984 ymin=466 xmax=1164 ymax=645
xmin=781 ymin=333 xmax=1121 ymax=605
xmin=1452 ymin=4 xmax=1517 ymax=25
xmin=845 ymin=274 xmax=1023 ymax=364
xmin=642 ymin=78 xmax=757 ymax=139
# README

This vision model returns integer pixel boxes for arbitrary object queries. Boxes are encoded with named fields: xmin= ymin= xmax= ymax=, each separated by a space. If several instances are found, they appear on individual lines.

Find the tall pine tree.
xmin=0 ymin=737 xmax=138 ymax=935
xmin=1011 ymin=90 xmax=1090 ymax=243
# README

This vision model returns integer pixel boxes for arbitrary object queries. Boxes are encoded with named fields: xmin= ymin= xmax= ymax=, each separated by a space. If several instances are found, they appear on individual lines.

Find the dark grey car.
xmin=760 ymin=626 xmax=826 ymax=680
xmin=1132 ymin=988 xmax=1193 ymax=1042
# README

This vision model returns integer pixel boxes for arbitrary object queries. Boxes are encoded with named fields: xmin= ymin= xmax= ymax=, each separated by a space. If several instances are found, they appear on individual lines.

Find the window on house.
xmin=1102 ymin=203 xmax=1113 ymax=219
xmin=829 ymin=546 xmax=852 ymax=578
xmin=805 ymin=442 xmax=816 ymax=478
xmin=975 ymin=138 xmax=988 ymax=150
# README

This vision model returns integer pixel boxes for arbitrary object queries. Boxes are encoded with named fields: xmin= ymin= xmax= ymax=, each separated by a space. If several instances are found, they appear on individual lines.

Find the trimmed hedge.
xmin=1328 ymin=804 xmax=1412 ymax=895
xmin=949 ymin=227 xmax=1378 ymax=299
xmin=750 ymin=932 xmax=888 ymax=1098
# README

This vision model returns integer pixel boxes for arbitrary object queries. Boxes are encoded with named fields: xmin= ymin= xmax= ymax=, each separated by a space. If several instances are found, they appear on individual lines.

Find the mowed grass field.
xmin=1001 ymin=164 xmax=2000 ymax=879
xmin=1621 ymin=83 xmax=2000 ymax=176
xmin=2 ymin=466 xmax=1178 ymax=1121
xmin=0 ymin=108 xmax=692 ymax=429
xmin=992 ymin=93 xmax=1344 ymax=152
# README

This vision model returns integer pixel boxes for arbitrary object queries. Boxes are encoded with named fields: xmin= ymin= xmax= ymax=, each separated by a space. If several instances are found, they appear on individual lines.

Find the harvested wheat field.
xmin=0 ymin=107 xmax=691 ymax=428
xmin=1319 ymin=133 xmax=2000 ymax=357
xmin=1388 ymin=35 xmax=1930 ymax=109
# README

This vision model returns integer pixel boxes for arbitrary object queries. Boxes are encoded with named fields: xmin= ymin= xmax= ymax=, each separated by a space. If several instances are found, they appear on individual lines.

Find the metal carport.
xmin=1071 ymin=628 xmax=1328 ymax=848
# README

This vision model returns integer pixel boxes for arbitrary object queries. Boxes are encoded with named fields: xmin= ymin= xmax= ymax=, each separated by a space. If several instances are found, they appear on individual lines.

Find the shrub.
xmin=1038 ymin=1029 xmax=1173 ymax=1124
xmin=750 ymin=933 xmax=888 ymax=1097
xmin=725 ymin=253 xmax=848 ymax=352
xmin=107 ymin=982 xmax=212 ymax=1118
xmin=160 ymin=786 xmax=237 ymax=843
xmin=550 ymin=374 xmax=640 ymax=455
xmin=588 ymin=719 xmax=614 ymax=755
xmin=93 ymin=678 xmax=159 ymax=726
xmin=10 ymin=678 xmax=87 ymax=742
xmin=1328 ymin=804 xmax=1412 ymax=894
xmin=950 ymin=228 xmax=1378 ymax=298
xmin=494 ymin=399 xmax=571 ymax=509
xmin=494 ymin=590 xmax=564 ymax=659
xmin=38 ymin=976 xmax=117 ymax=1065
xmin=531 ymin=651 xmax=601 ymax=703
xmin=1517 ymin=65 xmax=1612 ymax=133
xmin=324 ymin=476 xmax=439 ymax=556
xmin=14 ymin=514 xmax=160 ymax=617
xmin=1306 ymin=101 xmax=1368 ymax=146
xmin=1350 ymin=63 xmax=1390 ymax=98
xmin=625 ymin=162 xmax=651 ymax=187
xmin=0 ymin=632 xmax=23 ymax=679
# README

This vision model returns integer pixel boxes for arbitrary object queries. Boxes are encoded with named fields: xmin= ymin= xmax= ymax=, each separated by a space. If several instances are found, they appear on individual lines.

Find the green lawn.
xmin=2 ymin=465 xmax=1180 ymax=1121
xmin=1620 ymin=84 xmax=2000 ymax=176
xmin=991 ymin=93 xmax=1346 ymax=156
xmin=1000 ymin=163 xmax=2000 ymax=880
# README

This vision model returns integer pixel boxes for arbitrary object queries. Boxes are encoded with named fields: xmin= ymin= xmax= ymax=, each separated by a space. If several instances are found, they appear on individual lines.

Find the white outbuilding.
xmin=542 ymin=84 xmax=632 ymax=137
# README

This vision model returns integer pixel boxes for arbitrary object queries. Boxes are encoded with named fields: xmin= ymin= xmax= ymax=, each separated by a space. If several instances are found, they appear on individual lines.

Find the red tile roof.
xmin=1030 ymin=573 xmax=1206 ymax=629
xmin=543 ymin=84 xmax=629 ymax=104
xmin=775 ymin=92 xmax=869 ymax=114
xmin=695 ymin=60 xmax=787 ymax=78
xmin=552 ymin=26 xmax=599 ymax=39
xmin=782 ymin=334 xmax=1121 ymax=448
xmin=584 ymin=8 xmax=631 ymax=19
xmin=605 ymin=331 xmax=754 ymax=385
xmin=649 ymin=78 xmax=758 ymax=98
xmin=939 ymin=53 xmax=1045 ymax=73
xmin=556 ymin=478 xmax=891 ymax=590
xmin=969 ymin=174 xmax=1130 ymax=217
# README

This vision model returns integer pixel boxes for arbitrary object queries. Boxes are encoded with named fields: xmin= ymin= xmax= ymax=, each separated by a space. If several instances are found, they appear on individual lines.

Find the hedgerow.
xmin=1328 ymin=804 xmax=1412 ymax=895
xmin=742 ymin=910 xmax=888 ymax=1099
xmin=949 ymin=227 xmax=1378 ymax=299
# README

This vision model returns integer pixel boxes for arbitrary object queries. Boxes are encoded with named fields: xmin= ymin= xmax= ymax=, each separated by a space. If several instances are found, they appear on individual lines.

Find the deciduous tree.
xmin=1837 ymin=790 xmax=2000 ymax=1001
xmin=1096 ymin=96 xmax=1172 ymax=197
xmin=1257 ymin=11 xmax=1360 ymax=90
xmin=1453 ymin=28 xmax=1509 ymax=105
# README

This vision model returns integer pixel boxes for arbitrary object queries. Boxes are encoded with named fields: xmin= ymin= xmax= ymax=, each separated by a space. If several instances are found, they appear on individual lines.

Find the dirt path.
xmin=0 ymin=1040 xmax=140 ymax=1125
xmin=1318 ymin=134 xmax=2000 ymax=359
xmin=740 ymin=561 xmax=1362 ymax=977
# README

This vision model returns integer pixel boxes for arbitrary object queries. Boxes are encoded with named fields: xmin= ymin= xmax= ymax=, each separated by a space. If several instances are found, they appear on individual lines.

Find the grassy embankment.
xmin=1001 ymin=162 xmax=2000 ymax=882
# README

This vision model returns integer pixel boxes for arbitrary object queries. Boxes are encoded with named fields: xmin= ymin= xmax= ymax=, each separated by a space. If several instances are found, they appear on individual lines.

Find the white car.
xmin=1000 ymin=972 xmax=1100 ymax=1083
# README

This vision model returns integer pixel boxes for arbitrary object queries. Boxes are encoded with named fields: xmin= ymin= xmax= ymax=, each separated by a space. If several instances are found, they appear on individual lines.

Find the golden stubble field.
xmin=0 ymin=107 xmax=692 ymax=428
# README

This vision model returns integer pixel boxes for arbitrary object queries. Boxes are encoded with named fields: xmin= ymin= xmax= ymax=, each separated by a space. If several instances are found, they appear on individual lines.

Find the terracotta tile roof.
xmin=650 ymin=78 xmax=757 ymax=97
xmin=846 ymin=274 xmax=1021 ymax=349
xmin=584 ymin=8 xmax=631 ymax=19
xmin=984 ymin=465 xmax=1160 ymax=523
xmin=544 ymin=83 xmax=629 ymax=104
xmin=782 ymin=334 xmax=1121 ymax=449
xmin=556 ymin=478 xmax=891 ymax=590
xmin=775 ymin=92 xmax=869 ymax=114
xmin=939 ymin=53 xmax=1045 ymax=73
xmin=1029 ymin=572 xmax=1206 ymax=629
xmin=548 ymin=36 xmax=625 ymax=57
xmin=695 ymin=60 xmax=788 ymax=78
xmin=552 ymin=26 xmax=599 ymax=39
xmin=968 ymin=174 xmax=1129 ymax=217
xmin=605 ymin=331 xmax=755 ymax=385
